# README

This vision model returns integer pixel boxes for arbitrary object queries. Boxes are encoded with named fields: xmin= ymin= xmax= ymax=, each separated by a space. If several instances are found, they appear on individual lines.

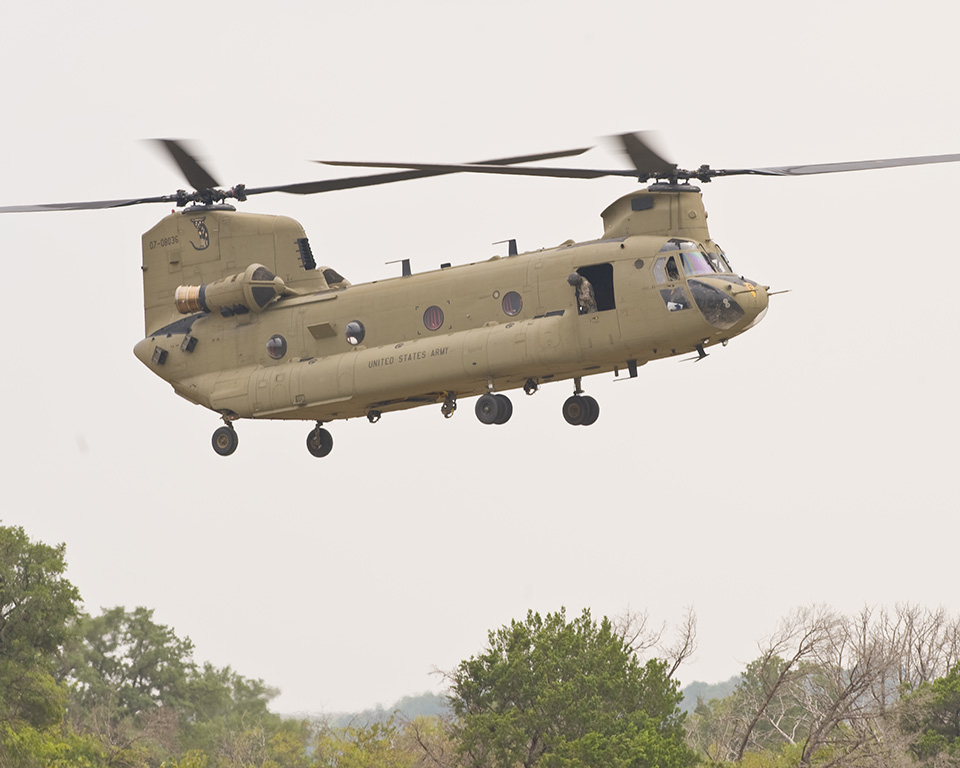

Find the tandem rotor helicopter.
xmin=3 ymin=133 xmax=959 ymax=457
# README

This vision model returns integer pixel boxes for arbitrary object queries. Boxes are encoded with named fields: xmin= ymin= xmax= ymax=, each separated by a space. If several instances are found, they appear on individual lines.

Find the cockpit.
xmin=652 ymin=238 xmax=764 ymax=331
xmin=653 ymin=239 xmax=733 ymax=285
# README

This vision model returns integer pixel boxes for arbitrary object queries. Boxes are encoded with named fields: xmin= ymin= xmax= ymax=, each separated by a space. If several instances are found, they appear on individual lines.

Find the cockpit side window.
xmin=666 ymin=256 xmax=680 ymax=281
xmin=708 ymin=245 xmax=733 ymax=273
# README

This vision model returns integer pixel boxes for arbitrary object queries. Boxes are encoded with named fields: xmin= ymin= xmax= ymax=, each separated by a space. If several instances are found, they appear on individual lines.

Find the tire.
xmin=306 ymin=427 xmax=334 ymax=457
xmin=475 ymin=393 xmax=502 ymax=425
xmin=494 ymin=394 xmax=513 ymax=424
xmin=581 ymin=395 xmax=600 ymax=426
xmin=562 ymin=395 xmax=587 ymax=425
xmin=212 ymin=425 xmax=238 ymax=456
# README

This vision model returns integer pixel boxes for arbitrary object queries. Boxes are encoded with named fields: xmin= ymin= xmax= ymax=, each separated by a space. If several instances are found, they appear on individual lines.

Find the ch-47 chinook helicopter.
xmin=4 ymin=133 xmax=960 ymax=457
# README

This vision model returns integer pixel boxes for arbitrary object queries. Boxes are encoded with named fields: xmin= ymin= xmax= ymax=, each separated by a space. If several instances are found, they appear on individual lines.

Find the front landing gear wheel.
xmin=562 ymin=395 xmax=600 ymax=426
xmin=494 ymin=394 xmax=513 ymax=424
xmin=306 ymin=425 xmax=334 ymax=458
xmin=212 ymin=425 xmax=239 ymax=456
xmin=476 ymin=393 xmax=513 ymax=425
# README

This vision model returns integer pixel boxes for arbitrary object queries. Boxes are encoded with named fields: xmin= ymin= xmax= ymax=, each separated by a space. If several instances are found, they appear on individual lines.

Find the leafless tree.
xmin=688 ymin=604 xmax=960 ymax=767
xmin=612 ymin=605 xmax=697 ymax=678
xmin=733 ymin=605 xmax=839 ymax=762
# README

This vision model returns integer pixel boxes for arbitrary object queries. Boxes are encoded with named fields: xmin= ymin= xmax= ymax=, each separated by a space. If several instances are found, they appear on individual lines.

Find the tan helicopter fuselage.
xmin=133 ymin=188 xmax=768 ymax=424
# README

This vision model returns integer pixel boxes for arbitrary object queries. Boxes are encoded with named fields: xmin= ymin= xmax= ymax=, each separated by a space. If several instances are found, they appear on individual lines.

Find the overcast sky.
xmin=2 ymin=0 xmax=958 ymax=715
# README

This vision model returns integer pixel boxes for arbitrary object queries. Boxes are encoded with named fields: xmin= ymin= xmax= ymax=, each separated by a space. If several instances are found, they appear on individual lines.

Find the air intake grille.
xmin=297 ymin=238 xmax=317 ymax=270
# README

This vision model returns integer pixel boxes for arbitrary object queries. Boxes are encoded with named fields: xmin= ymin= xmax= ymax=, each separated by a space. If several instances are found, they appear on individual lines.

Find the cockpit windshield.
xmin=654 ymin=240 xmax=733 ymax=285
xmin=666 ymin=240 xmax=732 ymax=276
xmin=680 ymin=249 xmax=715 ymax=276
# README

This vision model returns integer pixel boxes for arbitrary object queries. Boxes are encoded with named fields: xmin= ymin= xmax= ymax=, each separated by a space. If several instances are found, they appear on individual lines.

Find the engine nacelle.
xmin=175 ymin=263 xmax=286 ymax=316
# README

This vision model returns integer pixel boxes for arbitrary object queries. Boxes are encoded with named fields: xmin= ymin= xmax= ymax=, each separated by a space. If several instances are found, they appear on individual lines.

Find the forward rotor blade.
xmin=714 ymin=153 xmax=960 ymax=178
xmin=0 ymin=195 xmax=175 ymax=213
xmin=617 ymin=132 xmax=677 ymax=177
xmin=154 ymin=139 xmax=220 ymax=189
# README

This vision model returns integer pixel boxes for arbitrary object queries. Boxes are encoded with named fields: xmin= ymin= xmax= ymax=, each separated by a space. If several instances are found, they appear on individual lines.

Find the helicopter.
xmin=3 ymin=133 xmax=959 ymax=457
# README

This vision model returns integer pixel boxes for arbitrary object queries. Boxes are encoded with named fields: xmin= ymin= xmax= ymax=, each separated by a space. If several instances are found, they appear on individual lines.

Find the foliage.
xmin=314 ymin=716 xmax=417 ymax=768
xmin=900 ymin=660 xmax=960 ymax=763
xmin=0 ymin=525 xmax=81 ymax=733
xmin=64 ymin=606 xmax=197 ymax=717
xmin=448 ymin=607 xmax=695 ymax=768
xmin=0 ymin=723 xmax=109 ymax=768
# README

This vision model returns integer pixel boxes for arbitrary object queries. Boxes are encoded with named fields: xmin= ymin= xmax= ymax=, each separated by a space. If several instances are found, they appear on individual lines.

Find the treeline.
xmin=685 ymin=604 xmax=960 ymax=766
xmin=2 ymin=523 xmax=959 ymax=767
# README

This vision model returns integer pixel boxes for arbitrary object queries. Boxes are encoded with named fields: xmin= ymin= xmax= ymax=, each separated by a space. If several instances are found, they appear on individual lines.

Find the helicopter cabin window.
xmin=573 ymin=264 xmax=615 ymax=313
xmin=423 ymin=305 xmax=444 ymax=331
xmin=501 ymin=291 xmax=523 ymax=316
xmin=266 ymin=334 xmax=287 ymax=360
xmin=345 ymin=321 xmax=365 ymax=346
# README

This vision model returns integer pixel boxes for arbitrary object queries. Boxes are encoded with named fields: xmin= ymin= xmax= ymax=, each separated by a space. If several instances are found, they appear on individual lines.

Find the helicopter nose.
xmin=688 ymin=277 xmax=768 ymax=331
xmin=736 ymin=279 xmax=769 ymax=330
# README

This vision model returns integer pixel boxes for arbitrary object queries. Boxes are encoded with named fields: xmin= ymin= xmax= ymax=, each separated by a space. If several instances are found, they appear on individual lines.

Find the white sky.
xmin=2 ymin=0 xmax=958 ymax=714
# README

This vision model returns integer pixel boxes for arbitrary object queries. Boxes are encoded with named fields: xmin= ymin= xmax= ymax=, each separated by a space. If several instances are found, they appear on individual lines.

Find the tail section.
xmin=140 ymin=208 xmax=326 ymax=335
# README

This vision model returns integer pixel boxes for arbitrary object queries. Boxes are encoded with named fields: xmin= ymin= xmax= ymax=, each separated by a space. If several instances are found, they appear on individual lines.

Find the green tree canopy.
xmin=64 ymin=606 xmax=197 ymax=719
xmin=900 ymin=660 xmax=960 ymax=763
xmin=448 ymin=607 xmax=695 ymax=768
xmin=0 ymin=524 xmax=80 ymax=731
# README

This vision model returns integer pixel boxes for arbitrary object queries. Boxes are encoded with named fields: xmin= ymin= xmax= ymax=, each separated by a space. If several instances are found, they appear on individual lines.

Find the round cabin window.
xmin=501 ymin=291 xmax=523 ymax=316
xmin=345 ymin=321 xmax=365 ymax=345
xmin=423 ymin=305 xmax=444 ymax=331
xmin=266 ymin=334 xmax=287 ymax=360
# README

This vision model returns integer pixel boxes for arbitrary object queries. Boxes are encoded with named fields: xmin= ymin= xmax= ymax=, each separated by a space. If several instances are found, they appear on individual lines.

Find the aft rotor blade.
xmin=714 ymin=153 xmax=960 ymax=178
xmin=319 ymin=160 xmax=637 ymax=180
xmin=321 ymin=133 xmax=677 ymax=182
xmin=262 ymin=146 xmax=596 ymax=195
xmin=154 ymin=139 xmax=220 ymax=189
xmin=0 ymin=146 xmax=595 ymax=211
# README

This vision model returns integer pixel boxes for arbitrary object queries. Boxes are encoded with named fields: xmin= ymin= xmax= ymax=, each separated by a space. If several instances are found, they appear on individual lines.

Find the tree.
xmin=0 ymin=524 xmax=81 ymax=732
xmin=447 ymin=607 xmax=695 ymax=768
xmin=61 ymin=606 xmax=298 ymax=766
xmin=64 ymin=606 xmax=197 ymax=718
xmin=314 ymin=716 xmax=417 ymax=768
xmin=899 ymin=661 xmax=960 ymax=764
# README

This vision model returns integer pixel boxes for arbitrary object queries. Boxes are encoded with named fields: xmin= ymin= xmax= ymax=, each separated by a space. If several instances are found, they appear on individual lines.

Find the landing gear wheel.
xmin=475 ymin=393 xmax=502 ymax=425
xmin=581 ymin=395 xmax=600 ymax=426
xmin=494 ymin=394 xmax=513 ymax=424
xmin=212 ymin=425 xmax=239 ymax=456
xmin=306 ymin=425 xmax=334 ymax=457
xmin=562 ymin=395 xmax=587 ymax=425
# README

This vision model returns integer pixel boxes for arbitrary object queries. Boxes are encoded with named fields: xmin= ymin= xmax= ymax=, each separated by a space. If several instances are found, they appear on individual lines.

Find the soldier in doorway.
xmin=568 ymin=272 xmax=597 ymax=314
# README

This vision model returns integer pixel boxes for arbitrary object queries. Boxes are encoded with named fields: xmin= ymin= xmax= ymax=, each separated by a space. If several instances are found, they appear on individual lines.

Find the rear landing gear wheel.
xmin=306 ymin=425 xmax=334 ymax=457
xmin=581 ymin=395 xmax=600 ymax=426
xmin=562 ymin=395 xmax=587 ymax=425
xmin=212 ymin=425 xmax=239 ymax=456
xmin=562 ymin=395 xmax=600 ymax=426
